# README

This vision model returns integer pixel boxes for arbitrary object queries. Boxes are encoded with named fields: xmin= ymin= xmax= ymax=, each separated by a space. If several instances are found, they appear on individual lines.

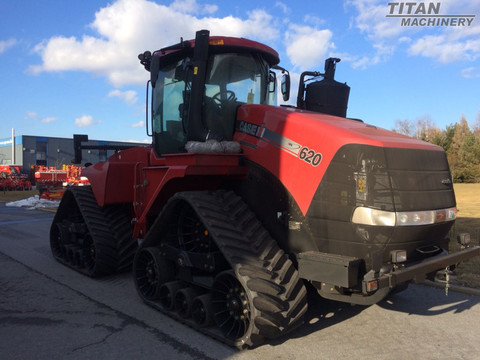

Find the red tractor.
xmin=50 ymin=30 xmax=479 ymax=348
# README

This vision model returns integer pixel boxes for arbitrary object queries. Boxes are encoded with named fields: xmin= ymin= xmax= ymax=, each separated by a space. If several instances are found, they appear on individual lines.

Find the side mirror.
xmin=281 ymin=72 xmax=290 ymax=101
xmin=268 ymin=71 xmax=276 ymax=93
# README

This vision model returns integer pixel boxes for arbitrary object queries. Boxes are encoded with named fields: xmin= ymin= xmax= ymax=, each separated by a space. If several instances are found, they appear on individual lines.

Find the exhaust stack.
xmin=297 ymin=58 xmax=350 ymax=118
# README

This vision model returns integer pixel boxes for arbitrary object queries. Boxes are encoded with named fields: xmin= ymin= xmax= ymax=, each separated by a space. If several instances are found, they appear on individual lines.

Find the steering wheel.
xmin=212 ymin=90 xmax=236 ymax=105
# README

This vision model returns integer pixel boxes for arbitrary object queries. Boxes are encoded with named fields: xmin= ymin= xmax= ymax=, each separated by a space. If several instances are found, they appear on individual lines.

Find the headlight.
xmin=390 ymin=250 xmax=407 ymax=263
xmin=351 ymin=207 xmax=395 ymax=226
xmin=352 ymin=207 xmax=457 ymax=226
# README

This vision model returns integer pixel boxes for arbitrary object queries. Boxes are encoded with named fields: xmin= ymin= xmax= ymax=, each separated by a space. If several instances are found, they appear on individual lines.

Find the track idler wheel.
xmin=211 ymin=270 xmax=254 ymax=344
xmin=174 ymin=288 xmax=199 ymax=318
xmin=159 ymin=281 xmax=184 ymax=310
xmin=192 ymin=294 xmax=214 ymax=327
xmin=134 ymin=247 xmax=175 ymax=301
xmin=50 ymin=221 xmax=68 ymax=259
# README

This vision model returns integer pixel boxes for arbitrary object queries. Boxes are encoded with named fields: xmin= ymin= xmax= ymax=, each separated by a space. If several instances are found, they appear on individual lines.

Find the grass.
xmin=449 ymin=184 xmax=480 ymax=288
xmin=1 ymin=184 xmax=480 ymax=288
xmin=0 ymin=189 xmax=39 ymax=203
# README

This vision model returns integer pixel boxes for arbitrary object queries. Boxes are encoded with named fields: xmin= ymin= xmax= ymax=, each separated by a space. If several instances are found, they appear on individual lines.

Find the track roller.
xmin=159 ymin=281 xmax=184 ymax=310
xmin=175 ymin=287 xmax=199 ymax=318
xmin=192 ymin=294 xmax=214 ymax=327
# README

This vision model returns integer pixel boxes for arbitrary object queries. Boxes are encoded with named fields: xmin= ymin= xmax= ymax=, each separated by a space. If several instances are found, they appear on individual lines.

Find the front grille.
xmin=310 ymin=144 xmax=455 ymax=218
xmin=305 ymin=144 xmax=455 ymax=264
xmin=384 ymin=148 xmax=455 ymax=211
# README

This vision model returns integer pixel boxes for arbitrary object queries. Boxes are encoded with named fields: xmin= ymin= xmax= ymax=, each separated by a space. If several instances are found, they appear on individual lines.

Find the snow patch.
xmin=6 ymin=195 xmax=60 ymax=210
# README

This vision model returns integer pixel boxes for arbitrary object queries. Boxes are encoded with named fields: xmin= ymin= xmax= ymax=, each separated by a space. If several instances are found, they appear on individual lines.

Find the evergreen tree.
xmin=448 ymin=116 xmax=480 ymax=182
xmin=430 ymin=124 xmax=454 ymax=152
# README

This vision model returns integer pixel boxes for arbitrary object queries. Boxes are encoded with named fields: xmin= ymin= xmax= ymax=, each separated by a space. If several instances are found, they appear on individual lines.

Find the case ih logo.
xmin=386 ymin=2 xmax=476 ymax=27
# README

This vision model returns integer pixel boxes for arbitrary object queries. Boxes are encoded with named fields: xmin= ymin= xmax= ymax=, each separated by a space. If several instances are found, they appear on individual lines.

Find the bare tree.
xmin=394 ymin=119 xmax=413 ymax=136
xmin=414 ymin=115 xmax=439 ymax=141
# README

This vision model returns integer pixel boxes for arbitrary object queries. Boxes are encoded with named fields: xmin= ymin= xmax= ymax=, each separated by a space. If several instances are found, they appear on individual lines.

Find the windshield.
xmin=204 ymin=53 xmax=274 ymax=105
xmin=152 ymin=52 xmax=275 ymax=154
xmin=203 ymin=53 xmax=275 ymax=141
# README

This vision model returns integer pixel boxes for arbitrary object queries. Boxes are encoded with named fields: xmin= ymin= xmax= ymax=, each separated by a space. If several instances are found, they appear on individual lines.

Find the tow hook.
xmin=444 ymin=266 xmax=451 ymax=296
xmin=434 ymin=266 xmax=453 ymax=296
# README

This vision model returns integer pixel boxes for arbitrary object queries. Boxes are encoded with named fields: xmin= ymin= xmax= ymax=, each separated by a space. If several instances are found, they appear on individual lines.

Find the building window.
xmin=99 ymin=149 xmax=107 ymax=162
xmin=36 ymin=140 xmax=47 ymax=166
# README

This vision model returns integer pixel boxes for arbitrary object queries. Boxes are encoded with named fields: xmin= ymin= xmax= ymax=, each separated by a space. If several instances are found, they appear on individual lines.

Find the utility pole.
xmin=11 ymin=128 xmax=15 ymax=164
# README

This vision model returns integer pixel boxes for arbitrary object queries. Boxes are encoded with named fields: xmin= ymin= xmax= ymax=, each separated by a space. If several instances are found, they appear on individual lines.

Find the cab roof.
xmin=154 ymin=35 xmax=280 ymax=66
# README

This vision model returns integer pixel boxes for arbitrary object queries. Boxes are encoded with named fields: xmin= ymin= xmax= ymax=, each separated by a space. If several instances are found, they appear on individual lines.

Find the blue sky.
xmin=1 ymin=0 xmax=479 ymax=142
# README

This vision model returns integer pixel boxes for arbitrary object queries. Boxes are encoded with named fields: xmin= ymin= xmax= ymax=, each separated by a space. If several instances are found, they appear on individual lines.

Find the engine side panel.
xmin=82 ymin=146 xmax=151 ymax=206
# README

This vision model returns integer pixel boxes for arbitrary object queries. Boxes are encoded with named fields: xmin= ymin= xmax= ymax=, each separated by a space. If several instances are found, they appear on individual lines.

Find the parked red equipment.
xmin=34 ymin=165 xmax=89 ymax=200
xmin=0 ymin=165 xmax=32 ymax=191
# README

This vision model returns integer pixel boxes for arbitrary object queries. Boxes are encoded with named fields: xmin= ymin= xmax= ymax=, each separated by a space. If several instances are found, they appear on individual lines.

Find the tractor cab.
xmin=139 ymin=30 xmax=280 ymax=155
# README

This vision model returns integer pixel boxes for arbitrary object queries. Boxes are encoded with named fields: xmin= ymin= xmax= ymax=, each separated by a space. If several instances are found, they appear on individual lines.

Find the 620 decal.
xmin=298 ymin=146 xmax=322 ymax=166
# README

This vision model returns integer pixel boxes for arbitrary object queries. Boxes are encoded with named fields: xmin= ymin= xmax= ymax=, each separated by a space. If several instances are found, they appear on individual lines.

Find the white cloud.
xmin=347 ymin=0 xmax=480 ymax=67
xmin=23 ymin=111 xmax=58 ymax=124
xmin=108 ymin=89 xmax=138 ymax=105
xmin=171 ymin=0 xmax=218 ymax=14
xmin=403 ymin=3 xmax=480 ymax=63
xmin=351 ymin=43 xmax=394 ymax=69
xmin=303 ymin=15 xmax=326 ymax=27
xmin=460 ymin=66 xmax=480 ymax=78
xmin=398 ymin=36 xmax=411 ymax=44
xmin=351 ymin=55 xmax=379 ymax=69
xmin=204 ymin=9 xmax=279 ymax=41
xmin=41 ymin=117 xmax=58 ymax=124
xmin=284 ymin=25 xmax=334 ymax=70
xmin=74 ymin=115 xmax=100 ymax=128
xmin=408 ymin=30 xmax=480 ymax=63
xmin=344 ymin=0 xmax=408 ymax=68
xmin=348 ymin=0 xmax=406 ymax=40
xmin=131 ymin=120 xmax=145 ymax=128
xmin=24 ymin=111 xmax=38 ymax=120
xmin=29 ymin=0 xmax=280 ymax=87
xmin=275 ymin=1 xmax=289 ymax=14
xmin=0 ymin=38 xmax=16 ymax=54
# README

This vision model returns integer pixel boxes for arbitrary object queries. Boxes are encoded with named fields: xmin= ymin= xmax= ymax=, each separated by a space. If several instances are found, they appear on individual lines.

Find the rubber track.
xmin=103 ymin=203 xmax=136 ymax=273
xmin=51 ymin=186 xmax=136 ymax=277
xmin=141 ymin=190 xmax=308 ymax=348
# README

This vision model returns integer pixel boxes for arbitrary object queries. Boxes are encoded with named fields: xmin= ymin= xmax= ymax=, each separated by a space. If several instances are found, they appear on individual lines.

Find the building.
xmin=0 ymin=133 xmax=147 ymax=174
